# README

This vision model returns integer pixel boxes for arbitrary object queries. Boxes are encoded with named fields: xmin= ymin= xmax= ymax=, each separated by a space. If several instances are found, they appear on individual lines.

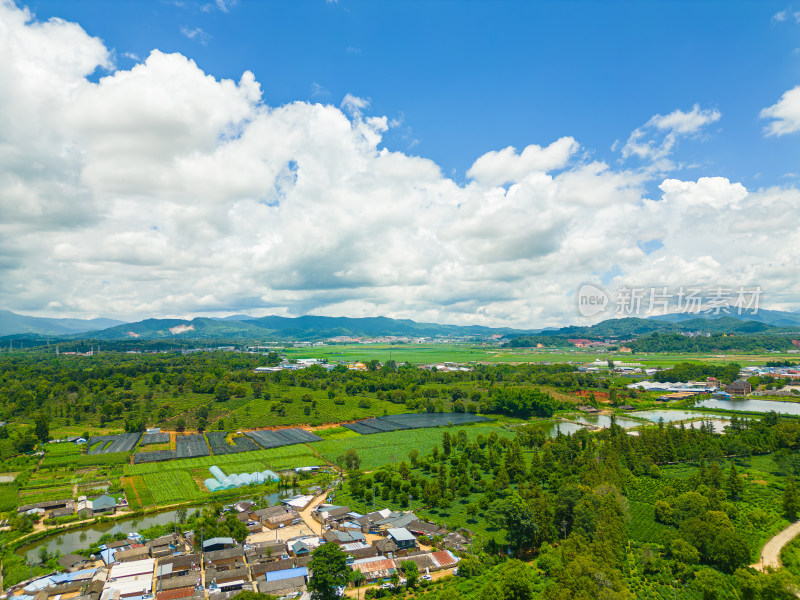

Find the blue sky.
xmin=28 ymin=0 xmax=800 ymax=185
xmin=1 ymin=0 xmax=800 ymax=327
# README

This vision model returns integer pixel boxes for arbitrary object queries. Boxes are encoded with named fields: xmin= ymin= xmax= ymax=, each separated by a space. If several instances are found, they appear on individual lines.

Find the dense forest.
xmin=338 ymin=413 xmax=800 ymax=599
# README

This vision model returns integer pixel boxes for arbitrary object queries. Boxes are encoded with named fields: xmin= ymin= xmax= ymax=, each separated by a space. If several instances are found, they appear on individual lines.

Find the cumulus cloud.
xmin=466 ymin=137 xmax=580 ymax=186
xmin=1 ymin=1 xmax=799 ymax=327
xmin=761 ymin=86 xmax=800 ymax=136
xmin=622 ymin=104 xmax=721 ymax=170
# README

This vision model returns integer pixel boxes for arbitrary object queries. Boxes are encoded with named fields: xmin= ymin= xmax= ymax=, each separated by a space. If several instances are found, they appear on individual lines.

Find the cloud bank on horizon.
xmin=1 ymin=1 xmax=799 ymax=328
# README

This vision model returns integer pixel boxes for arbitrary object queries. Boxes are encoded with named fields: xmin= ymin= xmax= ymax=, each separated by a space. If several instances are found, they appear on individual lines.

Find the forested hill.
xmin=504 ymin=316 xmax=800 ymax=350
xmin=4 ymin=309 xmax=800 ymax=345
xmin=0 ymin=310 xmax=125 ymax=337
xmin=0 ymin=313 xmax=537 ymax=342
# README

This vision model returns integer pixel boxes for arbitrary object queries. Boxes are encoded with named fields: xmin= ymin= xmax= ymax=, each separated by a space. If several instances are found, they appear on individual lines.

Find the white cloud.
xmin=761 ymin=85 xmax=800 ymax=136
xmin=215 ymin=0 xmax=233 ymax=12
xmin=622 ymin=104 xmax=721 ymax=170
xmin=179 ymin=26 xmax=210 ymax=44
xmin=466 ymin=137 xmax=580 ymax=186
xmin=340 ymin=93 xmax=369 ymax=114
xmin=773 ymin=9 xmax=788 ymax=22
xmin=311 ymin=82 xmax=330 ymax=97
xmin=1 ymin=1 xmax=799 ymax=327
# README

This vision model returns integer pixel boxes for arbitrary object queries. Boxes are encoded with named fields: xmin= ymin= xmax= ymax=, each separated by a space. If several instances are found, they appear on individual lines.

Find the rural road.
xmin=752 ymin=520 xmax=800 ymax=571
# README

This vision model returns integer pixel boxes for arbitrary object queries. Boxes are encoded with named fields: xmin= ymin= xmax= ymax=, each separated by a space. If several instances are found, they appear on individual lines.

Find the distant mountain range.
xmin=650 ymin=308 xmax=800 ymax=328
xmin=0 ymin=311 xmax=533 ymax=342
xmin=0 ymin=310 xmax=126 ymax=337
xmin=539 ymin=315 xmax=797 ymax=340
xmin=88 ymin=314 xmax=535 ymax=341
xmin=1 ymin=308 xmax=799 ymax=343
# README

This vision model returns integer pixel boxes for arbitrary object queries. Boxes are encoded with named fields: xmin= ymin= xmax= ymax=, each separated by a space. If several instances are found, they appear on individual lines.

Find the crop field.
xmin=627 ymin=500 xmax=672 ymax=543
xmin=244 ymin=428 xmax=322 ymax=449
xmin=206 ymin=432 xmax=260 ymax=455
xmin=126 ymin=444 xmax=321 ymax=476
xmin=122 ymin=475 xmax=154 ymax=509
xmin=133 ymin=449 xmax=175 ymax=464
xmin=87 ymin=433 xmax=141 ymax=455
xmin=0 ymin=483 xmax=18 ymax=511
xmin=19 ymin=484 xmax=75 ymax=504
xmin=142 ymin=470 xmax=205 ymax=504
xmin=344 ymin=412 xmax=492 ymax=435
xmin=140 ymin=432 xmax=170 ymax=446
xmin=175 ymin=434 xmax=210 ymax=458
xmin=43 ymin=442 xmax=82 ymax=456
xmin=221 ymin=390 xmax=411 ymax=429
xmin=314 ymin=423 xmax=510 ymax=470
xmin=43 ymin=452 xmax=131 ymax=467
xmin=281 ymin=343 xmax=800 ymax=368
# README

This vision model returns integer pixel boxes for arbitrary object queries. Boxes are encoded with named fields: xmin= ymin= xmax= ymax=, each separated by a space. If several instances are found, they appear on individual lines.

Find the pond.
xmin=18 ymin=488 xmax=299 ymax=563
xmin=526 ymin=420 xmax=586 ymax=437
xmin=572 ymin=415 xmax=644 ymax=429
xmin=629 ymin=410 xmax=726 ymax=423
xmin=695 ymin=398 xmax=800 ymax=416
xmin=19 ymin=508 xmax=186 ymax=563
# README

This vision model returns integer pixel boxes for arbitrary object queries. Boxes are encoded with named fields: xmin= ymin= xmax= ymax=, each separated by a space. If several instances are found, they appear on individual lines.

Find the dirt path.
xmin=298 ymin=490 xmax=330 ymax=536
xmin=125 ymin=476 xmax=143 ymax=508
xmin=751 ymin=520 xmax=800 ymax=571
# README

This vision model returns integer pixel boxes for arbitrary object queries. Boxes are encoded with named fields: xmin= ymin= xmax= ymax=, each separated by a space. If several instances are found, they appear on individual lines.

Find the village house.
xmin=725 ymin=378 xmax=752 ymax=396
xmin=386 ymin=527 xmax=417 ymax=551
xmin=155 ymin=554 xmax=202 ymax=579
xmin=114 ymin=545 xmax=150 ymax=563
xmin=92 ymin=495 xmax=117 ymax=515
xmin=57 ymin=554 xmax=89 ymax=572
xmin=204 ymin=546 xmax=245 ymax=571
xmin=202 ymin=537 xmax=236 ymax=553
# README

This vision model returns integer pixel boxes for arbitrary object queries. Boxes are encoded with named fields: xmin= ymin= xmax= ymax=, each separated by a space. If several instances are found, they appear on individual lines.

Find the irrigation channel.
xmin=17 ymin=488 xmax=299 ymax=563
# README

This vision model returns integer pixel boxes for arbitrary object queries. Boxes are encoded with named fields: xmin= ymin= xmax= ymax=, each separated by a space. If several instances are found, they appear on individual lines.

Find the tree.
xmin=491 ymin=493 xmax=544 ymax=555
xmin=500 ymin=559 xmax=535 ymax=600
xmin=339 ymin=449 xmax=361 ymax=471
xmin=214 ymin=384 xmax=231 ymax=402
xmin=784 ymin=476 xmax=800 ymax=520
xmin=692 ymin=568 xmax=729 ymax=600
xmin=399 ymin=560 xmax=419 ymax=589
xmin=711 ymin=528 xmax=750 ymax=573
xmin=481 ymin=581 xmax=502 ymax=600
xmin=455 ymin=554 xmax=484 ymax=578
xmin=34 ymin=413 xmax=49 ymax=443
xmin=349 ymin=569 xmax=366 ymax=600
xmin=308 ymin=543 xmax=349 ymax=600
xmin=726 ymin=461 xmax=743 ymax=502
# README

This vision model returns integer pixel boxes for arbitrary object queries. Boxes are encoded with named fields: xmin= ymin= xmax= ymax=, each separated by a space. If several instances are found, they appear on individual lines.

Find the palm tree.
xmin=350 ymin=569 xmax=366 ymax=600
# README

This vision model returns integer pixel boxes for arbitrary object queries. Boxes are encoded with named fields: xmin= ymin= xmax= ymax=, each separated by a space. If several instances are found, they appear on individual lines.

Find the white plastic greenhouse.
xmin=205 ymin=466 xmax=279 ymax=492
